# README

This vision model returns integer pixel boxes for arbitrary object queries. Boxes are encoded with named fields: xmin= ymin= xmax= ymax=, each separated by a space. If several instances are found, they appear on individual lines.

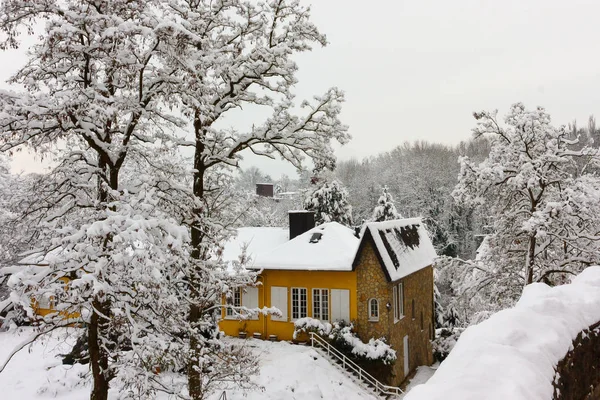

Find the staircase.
xmin=309 ymin=332 xmax=403 ymax=398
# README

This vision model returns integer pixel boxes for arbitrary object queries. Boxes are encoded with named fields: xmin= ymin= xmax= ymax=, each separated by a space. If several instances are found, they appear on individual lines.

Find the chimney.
xmin=289 ymin=211 xmax=315 ymax=240
xmin=256 ymin=183 xmax=274 ymax=197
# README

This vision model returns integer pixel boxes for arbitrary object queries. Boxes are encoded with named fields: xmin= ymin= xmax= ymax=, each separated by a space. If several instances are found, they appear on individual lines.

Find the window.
xmin=368 ymin=298 xmax=379 ymax=322
xmin=393 ymin=282 xmax=404 ymax=322
xmin=420 ymin=311 xmax=424 ymax=331
xmin=37 ymin=293 xmax=54 ymax=310
xmin=312 ymin=289 xmax=329 ymax=321
xmin=412 ymin=299 xmax=415 ymax=320
xmin=291 ymin=288 xmax=307 ymax=320
xmin=226 ymin=288 xmax=242 ymax=317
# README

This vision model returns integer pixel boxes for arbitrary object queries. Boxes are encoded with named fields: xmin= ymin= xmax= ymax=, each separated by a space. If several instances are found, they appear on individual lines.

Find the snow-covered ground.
xmin=207 ymin=339 xmax=376 ymax=400
xmin=0 ymin=328 xmax=376 ymax=399
xmin=398 ymin=364 xmax=438 ymax=399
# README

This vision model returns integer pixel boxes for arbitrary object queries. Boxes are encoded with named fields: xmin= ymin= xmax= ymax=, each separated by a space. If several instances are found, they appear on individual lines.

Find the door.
xmin=270 ymin=286 xmax=288 ymax=321
xmin=331 ymin=289 xmax=350 ymax=322
xmin=403 ymin=335 xmax=409 ymax=377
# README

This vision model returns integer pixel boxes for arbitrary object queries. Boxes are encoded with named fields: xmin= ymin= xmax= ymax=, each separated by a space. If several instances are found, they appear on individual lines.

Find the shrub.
xmin=432 ymin=327 xmax=464 ymax=362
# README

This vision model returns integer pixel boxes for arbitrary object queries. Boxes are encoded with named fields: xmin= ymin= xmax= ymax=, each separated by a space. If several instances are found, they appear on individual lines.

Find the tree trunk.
xmin=89 ymin=300 xmax=110 ymax=400
xmin=188 ymin=115 xmax=206 ymax=400
xmin=88 ymin=160 xmax=118 ymax=400
xmin=526 ymin=234 xmax=536 ymax=285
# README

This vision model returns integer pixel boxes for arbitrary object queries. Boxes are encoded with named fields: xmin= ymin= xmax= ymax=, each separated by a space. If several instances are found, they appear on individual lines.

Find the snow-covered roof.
xmin=252 ymin=222 xmax=359 ymax=271
xmin=221 ymin=227 xmax=289 ymax=267
xmin=404 ymin=266 xmax=600 ymax=400
xmin=357 ymin=218 xmax=437 ymax=282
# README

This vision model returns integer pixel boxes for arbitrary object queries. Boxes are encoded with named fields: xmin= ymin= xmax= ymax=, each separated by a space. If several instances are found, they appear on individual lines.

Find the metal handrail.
xmin=309 ymin=332 xmax=403 ymax=397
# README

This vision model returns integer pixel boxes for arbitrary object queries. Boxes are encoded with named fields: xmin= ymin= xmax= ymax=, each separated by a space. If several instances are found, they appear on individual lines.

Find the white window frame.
xmin=225 ymin=287 xmax=242 ymax=319
xmin=368 ymin=298 xmax=379 ymax=322
xmin=312 ymin=288 xmax=329 ymax=321
xmin=393 ymin=282 xmax=404 ymax=323
xmin=291 ymin=287 xmax=308 ymax=320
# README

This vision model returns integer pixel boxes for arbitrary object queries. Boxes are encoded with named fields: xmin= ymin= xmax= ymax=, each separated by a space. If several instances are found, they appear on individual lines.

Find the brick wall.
xmin=355 ymin=239 xmax=434 ymax=386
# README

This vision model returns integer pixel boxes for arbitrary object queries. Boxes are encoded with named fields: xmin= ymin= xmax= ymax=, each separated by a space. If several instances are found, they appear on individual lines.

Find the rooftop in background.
xmin=357 ymin=218 xmax=437 ymax=281
xmin=256 ymin=183 xmax=274 ymax=197
xmin=253 ymin=222 xmax=359 ymax=271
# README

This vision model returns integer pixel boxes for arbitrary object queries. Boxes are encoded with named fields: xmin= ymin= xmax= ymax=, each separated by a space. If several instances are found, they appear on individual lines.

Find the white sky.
xmin=4 ymin=0 xmax=600 ymax=178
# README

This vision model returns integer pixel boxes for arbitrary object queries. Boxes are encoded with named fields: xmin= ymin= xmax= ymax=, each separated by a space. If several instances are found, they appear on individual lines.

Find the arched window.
xmin=368 ymin=298 xmax=379 ymax=322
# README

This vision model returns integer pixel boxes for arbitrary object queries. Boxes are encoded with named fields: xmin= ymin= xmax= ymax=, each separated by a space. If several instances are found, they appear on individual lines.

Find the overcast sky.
xmin=4 ymin=0 xmax=600 ymax=178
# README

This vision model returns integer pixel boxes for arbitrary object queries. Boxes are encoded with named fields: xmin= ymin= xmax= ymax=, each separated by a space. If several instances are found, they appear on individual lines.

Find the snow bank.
xmin=405 ymin=266 xmax=600 ymax=400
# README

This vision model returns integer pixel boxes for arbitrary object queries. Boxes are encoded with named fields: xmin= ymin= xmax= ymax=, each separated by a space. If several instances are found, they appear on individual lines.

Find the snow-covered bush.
xmin=432 ymin=327 xmax=464 ymax=362
xmin=293 ymin=319 xmax=396 ymax=364
xmin=328 ymin=321 xmax=396 ymax=365
xmin=293 ymin=317 xmax=333 ymax=339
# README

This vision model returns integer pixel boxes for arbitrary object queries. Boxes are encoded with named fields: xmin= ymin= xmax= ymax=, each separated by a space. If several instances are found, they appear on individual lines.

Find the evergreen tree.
xmin=371 ymin=186 xmax=402 ymax=222
xmin=304 ymin=180 xmax=353 ymax=226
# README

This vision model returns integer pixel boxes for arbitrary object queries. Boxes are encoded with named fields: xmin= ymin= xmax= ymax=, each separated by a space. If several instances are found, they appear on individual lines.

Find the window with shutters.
xmin=312 ymin=289 xmax=329 ymax=321
xmin=393 ymin=282 xmax=404 ymax=322
xmin=368 ymin=298 xmax=379 ymax=322
xmin=226 ymin=288 xmax=242 ymax=318
xmin=291 ymin=287 xmax=307 ymax=320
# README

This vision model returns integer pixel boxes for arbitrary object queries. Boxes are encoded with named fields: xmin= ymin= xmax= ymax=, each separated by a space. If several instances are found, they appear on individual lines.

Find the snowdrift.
xmin=405 ymin=266 xmax=600 ymax=400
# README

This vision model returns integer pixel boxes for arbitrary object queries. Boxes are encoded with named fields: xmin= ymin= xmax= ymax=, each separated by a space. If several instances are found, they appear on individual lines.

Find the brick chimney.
xmin=289 ymin=210 xmax=315 ymax=240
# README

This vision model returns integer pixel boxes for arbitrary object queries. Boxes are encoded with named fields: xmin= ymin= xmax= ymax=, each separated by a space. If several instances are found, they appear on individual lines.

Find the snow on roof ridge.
xmin=364 ymin=217 xmax=424 ymax=229
xmin=404 ymin=266 xmax=600 ymax=400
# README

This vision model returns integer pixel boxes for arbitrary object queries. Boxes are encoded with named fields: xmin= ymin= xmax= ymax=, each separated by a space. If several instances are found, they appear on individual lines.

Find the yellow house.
xmin=220 ymin=217 xmax=359 ymax=341
xmin=219 ymin=212 xmax=437 ymax=385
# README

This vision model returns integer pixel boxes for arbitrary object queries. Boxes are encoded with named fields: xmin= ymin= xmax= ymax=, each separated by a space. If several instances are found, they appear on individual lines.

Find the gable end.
xmin=352 ymin=229 xmax=392 ymax=282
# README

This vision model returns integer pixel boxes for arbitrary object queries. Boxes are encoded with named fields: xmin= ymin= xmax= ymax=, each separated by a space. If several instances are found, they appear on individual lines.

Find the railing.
xmin=309 ymin=332 xmax=403 ymax=397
